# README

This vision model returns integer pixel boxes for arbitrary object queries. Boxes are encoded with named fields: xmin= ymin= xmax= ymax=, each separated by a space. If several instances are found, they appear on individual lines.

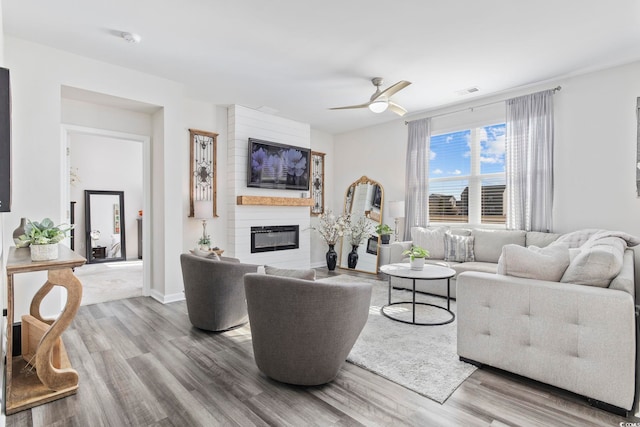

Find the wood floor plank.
xmin=7 ymin=273 xmax=640 ymax=427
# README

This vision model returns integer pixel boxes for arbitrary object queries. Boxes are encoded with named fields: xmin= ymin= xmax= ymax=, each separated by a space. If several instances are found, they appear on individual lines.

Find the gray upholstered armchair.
xmin=180 ymin=253 xmax=259 ymax=331
xmin=244 ymin=273 xmax=372 ymax=385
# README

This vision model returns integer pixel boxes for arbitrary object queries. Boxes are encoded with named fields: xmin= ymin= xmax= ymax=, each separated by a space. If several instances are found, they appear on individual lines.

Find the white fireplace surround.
xmin=227 ymin=105 xmax=311 ymax=269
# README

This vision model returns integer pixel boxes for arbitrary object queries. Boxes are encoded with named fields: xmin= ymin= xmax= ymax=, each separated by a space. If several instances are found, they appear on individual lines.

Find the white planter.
xmin=410 ymin=257 xmax=425 ymax=271
xmin=30 ymin=244 xmax=59 ymax=261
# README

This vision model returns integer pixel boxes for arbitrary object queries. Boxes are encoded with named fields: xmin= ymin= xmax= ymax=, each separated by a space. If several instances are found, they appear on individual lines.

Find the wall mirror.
xmin=339 ymin=176 xmax=383 ymax=274
xmin=85 ymin=190 xmax=126 ymax=263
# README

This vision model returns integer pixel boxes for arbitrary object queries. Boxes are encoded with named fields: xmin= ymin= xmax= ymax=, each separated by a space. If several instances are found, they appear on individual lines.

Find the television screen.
xmin=247 ymin=138 xmax=310 ymax=191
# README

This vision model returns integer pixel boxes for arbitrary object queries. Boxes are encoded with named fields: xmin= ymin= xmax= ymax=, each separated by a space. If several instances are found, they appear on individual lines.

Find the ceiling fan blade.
xmin=377 ymin=80 xmax=412 ymax=99
xmin=387 ymin=101 xmax=407 ymax=116
xmin=329 ymin=103 xmax=370 ymax=110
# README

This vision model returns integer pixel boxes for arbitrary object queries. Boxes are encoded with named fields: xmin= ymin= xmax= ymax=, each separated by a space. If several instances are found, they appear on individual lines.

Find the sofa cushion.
xmin=497 ymin=243 xmax=570 ymax=282
xmin=444 ymin=232 xmax=475 ymax=262
xmin=411 ymin=226 xmax=447 ymax=259
xmin=451 ymin=261 xmax=497 ymax=277
xmin=264 ymin=265 xmax=316 ymax=280
xmin=525 ymin=231 xmax=561 ymax=248
xmin=560 ymin=237 xmax=625 ymax=288
xmin=472 ymin=229 xmax=526 ymax=263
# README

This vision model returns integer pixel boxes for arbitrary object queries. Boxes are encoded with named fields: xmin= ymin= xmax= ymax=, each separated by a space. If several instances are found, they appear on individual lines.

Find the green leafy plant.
xmin=402 ymin=245 xmax=430 ymax=261
xmin=375 ymin=224 xmax=393 ymax=236
xmin=17 ymin=218 xmax=73 ymax=246
xmin=198 ymin=235 xmax=211 ymax=246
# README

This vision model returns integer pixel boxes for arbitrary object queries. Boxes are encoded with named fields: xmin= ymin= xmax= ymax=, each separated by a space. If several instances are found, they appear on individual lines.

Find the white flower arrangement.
xmin=311 ymin=210 xmax=350 ymax=245
xmin=347 ymin=215 xmax=374 ymax=246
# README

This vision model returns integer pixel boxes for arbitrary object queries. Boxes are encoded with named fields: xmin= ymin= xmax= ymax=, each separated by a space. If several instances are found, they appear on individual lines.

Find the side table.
xmin=5 ymin=245 xmax=85 ymax=414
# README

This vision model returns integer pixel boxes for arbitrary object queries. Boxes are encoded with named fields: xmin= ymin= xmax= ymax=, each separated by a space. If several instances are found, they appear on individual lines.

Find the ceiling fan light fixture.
xmin=369 ymin=98 xmax=388 ymax=113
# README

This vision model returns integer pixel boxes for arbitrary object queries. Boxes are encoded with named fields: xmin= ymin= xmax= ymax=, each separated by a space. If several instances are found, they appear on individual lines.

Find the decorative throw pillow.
xmin=443 ymin=232 xmax=475 ymax=262
xmin=497 ymin=243 xmax=570 ymax=282
xmin=264 ymin=265 xmax=316 ymax=280
xmin=560 ymin=237 xmax=625 ymax=287
xmin=411 ymin=226 xmax=447 ymax=259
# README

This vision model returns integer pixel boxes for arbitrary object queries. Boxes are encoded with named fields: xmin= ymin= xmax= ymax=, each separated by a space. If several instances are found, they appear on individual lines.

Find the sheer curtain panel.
xmin=505 ymin=89 xmax=554 ymax=232
xmin=404 ymin=118 xmax=431 ymax=240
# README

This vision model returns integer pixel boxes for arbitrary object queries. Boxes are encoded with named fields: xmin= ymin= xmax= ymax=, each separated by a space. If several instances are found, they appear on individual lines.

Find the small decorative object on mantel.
xmin=16 ymin=218 xmax=74 ymax=261
xmin=403 ymin=245 xmax=430 ymax=271
xmin=309 ymin=210 xmax=349 ymax=271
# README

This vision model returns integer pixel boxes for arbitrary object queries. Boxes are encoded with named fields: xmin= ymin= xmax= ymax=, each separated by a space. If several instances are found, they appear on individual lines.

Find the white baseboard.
xmin=150 ymin=289 xmax=185 ymax=304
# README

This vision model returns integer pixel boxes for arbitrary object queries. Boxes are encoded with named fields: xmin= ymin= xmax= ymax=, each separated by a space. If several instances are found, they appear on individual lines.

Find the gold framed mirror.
xmin=339 ymin=176 xmax=384 ymax=274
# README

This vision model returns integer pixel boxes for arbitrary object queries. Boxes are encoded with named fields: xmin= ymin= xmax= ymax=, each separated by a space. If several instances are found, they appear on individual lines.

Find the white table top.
xmin=380 ymin=263 xmax=455 ymax=280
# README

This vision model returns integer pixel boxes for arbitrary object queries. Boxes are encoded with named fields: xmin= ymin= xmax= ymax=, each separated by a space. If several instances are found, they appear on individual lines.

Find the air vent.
xmin=456 ymin=87 xmax=480 ymax=96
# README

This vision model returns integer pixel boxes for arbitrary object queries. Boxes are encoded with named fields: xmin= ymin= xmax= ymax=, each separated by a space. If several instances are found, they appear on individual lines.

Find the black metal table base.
xmin=382 ymin=274 xmax=455 ymax=326
xmin=381 ymin=302 xmax=455 ymax=326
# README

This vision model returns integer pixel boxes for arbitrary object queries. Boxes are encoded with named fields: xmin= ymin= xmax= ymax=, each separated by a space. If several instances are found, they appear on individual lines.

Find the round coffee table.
xmin=379 ymin=263 xmax=456 ymax=326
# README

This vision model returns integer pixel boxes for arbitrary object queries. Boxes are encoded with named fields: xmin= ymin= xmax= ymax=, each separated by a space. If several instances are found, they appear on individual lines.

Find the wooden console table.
xmin=5 ymin=245 xmax=85 ymax=414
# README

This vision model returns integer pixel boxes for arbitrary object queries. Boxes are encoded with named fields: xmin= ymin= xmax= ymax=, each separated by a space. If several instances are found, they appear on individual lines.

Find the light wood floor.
xmin=6 ymin=268 xmax=639 ymax=426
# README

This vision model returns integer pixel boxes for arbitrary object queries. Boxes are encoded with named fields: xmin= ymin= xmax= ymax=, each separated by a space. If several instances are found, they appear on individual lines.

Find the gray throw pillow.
xmin=264 ymin=265 xmax=316 ymax=280
xmin=443 ymin=232 xmax=474 ymax=262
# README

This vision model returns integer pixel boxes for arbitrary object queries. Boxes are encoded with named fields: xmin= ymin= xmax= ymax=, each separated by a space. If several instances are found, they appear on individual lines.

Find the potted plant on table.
xmin=375 ymin=224 xmax=393 ymax=245
xmin=402 ymin=245 xmax=430 ymax=271
xmin=16 ymin=218 xmax=73 ymax=261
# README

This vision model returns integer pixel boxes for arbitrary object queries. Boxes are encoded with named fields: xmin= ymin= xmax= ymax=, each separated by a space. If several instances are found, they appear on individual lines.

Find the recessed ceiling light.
xmin=121 ymin=32 xmax=141 ymax=44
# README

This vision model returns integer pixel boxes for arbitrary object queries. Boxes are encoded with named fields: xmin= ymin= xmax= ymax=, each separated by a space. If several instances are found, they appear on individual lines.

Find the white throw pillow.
xmin=443 ymin=232 xmax=474 ymax=262
xmin=497 ymin=243 xmax=570 ymax=282
xmin=560 ymin=237 xmax=625 ymax=287
xmin=411 ymin=226 xmax=447 ymax=259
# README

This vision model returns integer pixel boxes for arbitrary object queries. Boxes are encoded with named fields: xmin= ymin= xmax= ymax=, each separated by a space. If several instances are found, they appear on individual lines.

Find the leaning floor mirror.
xmin=85 ymin=190 xmax=126 ymax=263
xmin=339 ymin=176 xmax=384 ymax=274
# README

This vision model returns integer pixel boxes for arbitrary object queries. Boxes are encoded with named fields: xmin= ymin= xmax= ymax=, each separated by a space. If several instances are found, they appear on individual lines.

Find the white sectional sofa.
xmin=388 ymin=226 xmax=639 ymax=414
xmin=388 ymin=227 xmax=561 ymax=298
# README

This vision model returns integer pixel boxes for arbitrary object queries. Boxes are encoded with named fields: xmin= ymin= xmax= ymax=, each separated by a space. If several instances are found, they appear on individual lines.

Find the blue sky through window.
xmin=429 ymin=123 xmax=505 ymax=179
xmin=429 ymin=123 xmax=506 ymax=200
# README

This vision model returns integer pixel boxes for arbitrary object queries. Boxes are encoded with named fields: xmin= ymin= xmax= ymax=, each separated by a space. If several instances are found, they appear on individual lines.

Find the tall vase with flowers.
xmin=310 ymin=210 xmax=350 ymax=271
xmin=345 ymin=215 xmax=375 ymax=269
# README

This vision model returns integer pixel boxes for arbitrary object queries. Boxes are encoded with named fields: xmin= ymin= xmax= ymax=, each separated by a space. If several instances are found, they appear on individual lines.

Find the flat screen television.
xmin=247 ymin=138 xmax=310 ymax=191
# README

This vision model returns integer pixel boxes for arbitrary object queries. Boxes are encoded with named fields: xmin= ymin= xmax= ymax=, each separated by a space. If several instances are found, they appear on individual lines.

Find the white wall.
xmin=4 ymin=36 xmax=185 ymax=312
xmin=0 ymin=2 xmax=6 ymax=423
xmin=227 ymin=105 xmax=311 ymax=268
xmin=309 ymin=128 xmax=335 ymax=267
xmin=334 ymin=60 xmax=640 ymax=240
xmin=69 ymin=133 xmax=143 ymax=260
xmin=182 ymin=100 xmax=228 ymax=252
xmin=334 ymin=120 xmax=408 ymax=233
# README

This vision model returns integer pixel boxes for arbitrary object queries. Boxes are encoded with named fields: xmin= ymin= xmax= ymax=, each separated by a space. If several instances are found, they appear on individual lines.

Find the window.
xmin=429 ymin=123 xmax=506 ymax=224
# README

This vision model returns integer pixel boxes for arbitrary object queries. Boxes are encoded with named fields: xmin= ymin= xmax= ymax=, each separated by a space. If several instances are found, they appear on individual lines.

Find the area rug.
xmin=318 ymin=274 xmax=477 ymax=404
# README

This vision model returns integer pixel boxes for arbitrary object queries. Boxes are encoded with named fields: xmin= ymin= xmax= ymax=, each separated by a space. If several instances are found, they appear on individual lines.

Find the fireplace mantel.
xmin=236 ymin=195 xmax=314 ymax=207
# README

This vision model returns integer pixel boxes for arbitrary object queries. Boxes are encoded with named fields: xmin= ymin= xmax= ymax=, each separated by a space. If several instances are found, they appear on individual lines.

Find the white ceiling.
xmin=4 ymin=1 xmax=640 ymax=134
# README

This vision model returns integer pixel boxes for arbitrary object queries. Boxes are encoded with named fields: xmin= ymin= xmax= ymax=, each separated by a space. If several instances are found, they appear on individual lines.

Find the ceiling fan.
xmin=330 ymin=77 xmax=412 ymax=116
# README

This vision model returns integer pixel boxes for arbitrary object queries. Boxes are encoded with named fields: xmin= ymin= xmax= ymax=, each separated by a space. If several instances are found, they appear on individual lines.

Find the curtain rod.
xmin=404 ymin=86 xmax=561 ymax=125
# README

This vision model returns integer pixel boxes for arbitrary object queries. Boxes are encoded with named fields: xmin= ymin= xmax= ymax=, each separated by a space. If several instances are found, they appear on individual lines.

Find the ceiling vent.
xmin=456 ymin=87 xmax=480 ymax=96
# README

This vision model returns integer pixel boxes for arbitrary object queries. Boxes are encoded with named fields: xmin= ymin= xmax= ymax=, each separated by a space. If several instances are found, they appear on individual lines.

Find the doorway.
xmin=62 ymin=125 xmax=151 ymax=304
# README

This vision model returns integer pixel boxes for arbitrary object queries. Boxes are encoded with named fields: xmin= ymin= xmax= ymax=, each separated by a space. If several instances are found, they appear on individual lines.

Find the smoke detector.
xmin=121 ymin=32 xmax=141 ymax=44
